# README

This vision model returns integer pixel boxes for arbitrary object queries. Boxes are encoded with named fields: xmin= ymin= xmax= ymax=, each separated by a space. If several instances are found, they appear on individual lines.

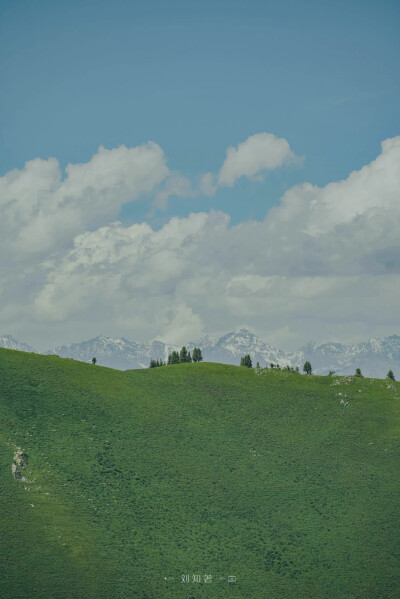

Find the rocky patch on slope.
xmin=12 ymin=448 xmax=28 ymax=481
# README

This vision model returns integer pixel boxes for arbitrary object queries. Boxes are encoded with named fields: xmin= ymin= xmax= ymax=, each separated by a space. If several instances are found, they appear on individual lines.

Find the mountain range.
xmin=1 ymin=329 xmax=399 ymax=378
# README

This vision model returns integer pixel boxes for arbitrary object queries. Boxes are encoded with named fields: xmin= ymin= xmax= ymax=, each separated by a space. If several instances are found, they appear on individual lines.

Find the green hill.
xmin=0 ymin=348 xmax=399 ymax=599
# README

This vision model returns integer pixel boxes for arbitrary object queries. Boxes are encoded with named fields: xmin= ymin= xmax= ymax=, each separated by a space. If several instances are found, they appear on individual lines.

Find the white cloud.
xmin=1 ymin=136 xmax=400 ymax=350
xmin=267 ymin=136 xmax=400 ymax=236
xmin=199 ymin=172 xmax=217 ymax=196
xmin=217 ymin=132 xmax=299 ymax=187
xmin=154 ymin=172 xmax=193 ymax=210
xmin=0 ymin=142 xmax=169 ymax=257
xmin=157 ymin=304 xmax=204 ymax=345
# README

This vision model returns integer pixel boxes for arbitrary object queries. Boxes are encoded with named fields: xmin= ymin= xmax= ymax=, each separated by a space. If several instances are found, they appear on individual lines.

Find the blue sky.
xmin=1 ymin=0 xmax=399 ymax=225
xmin=1 ymin=0 xmax=400 ymax=350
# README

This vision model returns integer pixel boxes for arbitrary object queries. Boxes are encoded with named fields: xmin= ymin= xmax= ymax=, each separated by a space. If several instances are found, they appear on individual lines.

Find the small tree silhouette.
xmin=387 ymin=369 xmax=395 ymax=381
xmin=303 ymin=361 xmax=312 ymax=375
xmin=179 ymin=346 xmax=188 ymax=363
xmin=355 ymin=368 xmax=363 ymax=377
xmin=92 ymin=357 xmax=97 ymax=365
xmin=192 ymin=347 xmax=203 ymax=362
xmin=240 ymin=355 xmax=252 ymax=368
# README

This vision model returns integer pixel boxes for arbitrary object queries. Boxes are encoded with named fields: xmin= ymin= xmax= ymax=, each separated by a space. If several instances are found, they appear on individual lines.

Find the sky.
xmin=0 ymin=0 xmax=399 ymax=351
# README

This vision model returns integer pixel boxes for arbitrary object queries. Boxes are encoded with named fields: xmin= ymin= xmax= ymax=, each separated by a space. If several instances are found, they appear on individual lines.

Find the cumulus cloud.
xmin=217 ymin=132 xmax=299 ymax=187
xmin=1 ymin=136 xmax=400 ymax=350
xmin=154 ymin=172 xmax=193 ymax=210
xmin=0 ymin=142 xmax=169 ymax=257
xmin=157 ymin=304 xmax=205 ymax=345
xmin=199 ymin=172 xmax=217 ymax=197
xmin=267 ymin=136 xmax=400 ymax=236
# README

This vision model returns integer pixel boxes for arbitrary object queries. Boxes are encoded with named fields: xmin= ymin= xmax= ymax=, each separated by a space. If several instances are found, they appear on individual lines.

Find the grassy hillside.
xmin=0 ymin=348 xmax=399 ymax=599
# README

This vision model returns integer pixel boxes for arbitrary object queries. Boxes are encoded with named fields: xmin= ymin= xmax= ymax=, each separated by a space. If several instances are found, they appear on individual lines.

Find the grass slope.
xmin=0 ymin=348 xmax=399 ymax=599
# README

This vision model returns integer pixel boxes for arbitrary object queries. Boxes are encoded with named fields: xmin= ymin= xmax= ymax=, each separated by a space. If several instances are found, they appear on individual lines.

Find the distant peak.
xmin=224 ymin=328 xmax=258 ymax=339
xmin=0 ymin=335 xmax=37 ymax=352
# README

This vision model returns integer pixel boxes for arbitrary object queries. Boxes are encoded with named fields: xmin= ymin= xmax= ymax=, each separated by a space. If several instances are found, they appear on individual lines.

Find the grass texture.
xmin=0 ymin=348 xmax=399 ymax=598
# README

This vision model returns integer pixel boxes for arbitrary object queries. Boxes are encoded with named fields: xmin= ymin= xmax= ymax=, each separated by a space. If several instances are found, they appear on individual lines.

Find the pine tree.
xmin=355 ymin=368 xmax=363 ymax=377
xmin=179 ymin=346 xmax=188 ymax=363
xmin=387 ymin=369 xmax=395 ymax=381
xmin=187 ymin=351 xmax=192 ymax=363
xmin=168 ymin=351 xmax=180 ymax=364
xmin=240 ymin=354 xmax=252 ymax=368
xmin=303 ymin=361 xmax=312 ymax=375
xmin=92 ymin=357 xmax=97 ymax=365
xmin=192 ymin=347 xmax=203 ymax=362
xmin=149 ymin=359 xmax=157 ymax=368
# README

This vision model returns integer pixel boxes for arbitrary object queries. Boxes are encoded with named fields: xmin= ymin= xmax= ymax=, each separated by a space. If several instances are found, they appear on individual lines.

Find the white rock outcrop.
xmin=12 ymin=449 xmax=28 ymax=481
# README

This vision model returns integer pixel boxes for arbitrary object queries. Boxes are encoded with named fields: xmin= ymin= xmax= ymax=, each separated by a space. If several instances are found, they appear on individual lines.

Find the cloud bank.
xmin=1 ymin=135 xmax=399 ymax=350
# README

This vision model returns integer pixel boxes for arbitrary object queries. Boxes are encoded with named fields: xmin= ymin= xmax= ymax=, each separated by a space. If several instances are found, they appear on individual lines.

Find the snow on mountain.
xmin=0 ymin=334 xmax=37 ymax=353
xmin=46 ymin=335 xmax=171 ymax=370
xmin=298 ymin=335 xmax=400 ymax=377
xmin=2 ymin=330 xmax=400 ymax=378
xmin=189 ymin=328 xmax=299 ymax=368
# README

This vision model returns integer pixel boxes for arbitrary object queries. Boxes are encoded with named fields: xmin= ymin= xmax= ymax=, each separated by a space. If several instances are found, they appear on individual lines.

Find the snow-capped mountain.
xmin=302 ymin=335 xmax=400 ymax=379
xmin=2 ymin=330 xmax=399 ymax=379
xmin=46 ymin=330 xmax=400 ymax=377
xmin=188 ymin=328 xmax=300 ymax=368
xmin=46 ymin=336 xmax=175 ymax=370
xmin=0 ymin=335 xmax=37 ymax=353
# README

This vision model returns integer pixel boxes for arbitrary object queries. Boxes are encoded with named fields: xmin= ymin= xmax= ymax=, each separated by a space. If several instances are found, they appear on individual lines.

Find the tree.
xmin=187 ymin=351 xmax=192 ymax=363
xmin=149 ymin=358 xmax=165 ymax=368
xmin=92 ymin=357 xmax=97 ymax=365
xmin=256 ymin=361 xmax=260 ymax=368
xmin=179 ymin=346 xmax=189 ymax=363
xmin=295 ymin=366 xmax=299 ymax=373
xmin=303 ymin=361 xmax=312 ymax=375
xmin=168 ymin=351 xmax=180 ymax=365
xmin=387 ymin=369 xmax=395 ymax=381
xmin=355 ymin=368 xmax=363 ymax=377
xmin=192 ymin=347 xmax=203 ymax=362
xmin=240 ymin=354 xmax=252 ymax=368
